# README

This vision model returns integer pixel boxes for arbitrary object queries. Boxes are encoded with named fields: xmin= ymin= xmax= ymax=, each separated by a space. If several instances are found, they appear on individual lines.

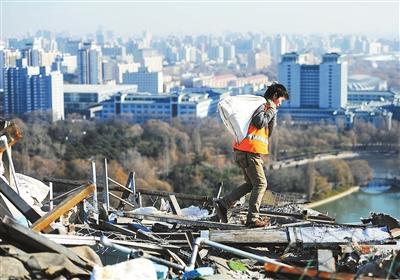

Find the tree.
xmin=306 ymin=163 xmax=316 ymax=200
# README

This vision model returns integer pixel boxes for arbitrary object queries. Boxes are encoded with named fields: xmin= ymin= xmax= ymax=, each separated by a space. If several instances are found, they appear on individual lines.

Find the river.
xmin=315 ymin=152 xmax=400 ymax=223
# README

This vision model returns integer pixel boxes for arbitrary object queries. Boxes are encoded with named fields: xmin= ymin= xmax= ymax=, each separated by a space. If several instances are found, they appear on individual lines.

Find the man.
xmin=216 ymin=83 xmax=289 ymax=228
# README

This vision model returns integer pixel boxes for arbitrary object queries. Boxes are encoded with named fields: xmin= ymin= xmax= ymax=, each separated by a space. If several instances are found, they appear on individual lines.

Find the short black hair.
xmin=264 ymin=83 xmax=289 ymax=100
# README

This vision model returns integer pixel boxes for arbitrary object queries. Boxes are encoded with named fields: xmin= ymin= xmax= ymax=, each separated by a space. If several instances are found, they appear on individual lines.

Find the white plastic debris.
xmin=0 ymin=171 xmax=49 ymax=224
xmin=16 ymin=173 xmax=49 ymax=205
xmin=180 ymin=206 xmax=209 ymax=220
xmin=90 ymin=258 xmax=157 ymax=280
xmin=130 ymin=206 xmax=159 ymax=215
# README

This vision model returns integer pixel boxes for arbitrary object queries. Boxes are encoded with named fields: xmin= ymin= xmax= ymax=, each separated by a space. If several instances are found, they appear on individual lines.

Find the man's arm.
xmin=267 ymin=115 xmax=277 ymax=137
xmin=251 ymin=103 xmax=277 ymax=130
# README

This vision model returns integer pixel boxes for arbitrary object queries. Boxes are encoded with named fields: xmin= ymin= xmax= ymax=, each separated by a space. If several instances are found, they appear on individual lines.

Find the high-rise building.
xmin=273 ymin=35 xmax=287 ymax=61
xmin=21 ymin=43 xmax=42 ymax=67
xmin=319 ymin=53 xmax=348 ymax=109
xmin=117 ymin=62 xmax=140 ymax=84
xmin=78 ymin=42 xmax=103 ymax=84
xmin=247 ymin=50 xmax=271 ymax=70
xmin=208 ymin=45 xmax=224 ymax=63
xmin=122 ymin=68 xmax=163 ymax=94
xmin=223 ymin=44 xmax=236 ymax=62
xmin=3 ymin=61 xmax=64 ymax=121
xmin=65 ymin=40 xmax=82 ymax=55
xmin=278 ymin=52 xmax=347 ymax=109
xmin=0 ymin=44 xmax=5 ymax=91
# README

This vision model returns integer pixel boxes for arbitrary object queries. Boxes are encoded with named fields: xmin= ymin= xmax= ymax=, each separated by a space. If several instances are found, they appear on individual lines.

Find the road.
xmin=270 ymin=151 xmax=359 ymax=170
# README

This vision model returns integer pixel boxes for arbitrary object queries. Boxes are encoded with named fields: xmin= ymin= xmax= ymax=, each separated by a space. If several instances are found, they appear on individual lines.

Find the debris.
xmin=90 ymin=258 xmax=158 ymax=280
xmin=0 ymin=122 xmax=399 ymax=279
xmin=227 ymin=260 xmax=248 ymax=272
xmin=31 ymin=183 xmax=95 ymax=232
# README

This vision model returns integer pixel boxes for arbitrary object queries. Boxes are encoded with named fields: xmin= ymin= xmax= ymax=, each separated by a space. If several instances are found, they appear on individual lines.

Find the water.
xmin=314 ymin=153 xmax=400 ymax=223
xmin=315 ymin=189 xmax=400 ymax=223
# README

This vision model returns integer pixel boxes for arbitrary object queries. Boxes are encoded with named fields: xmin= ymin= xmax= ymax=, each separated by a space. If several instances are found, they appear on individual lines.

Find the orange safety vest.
xmin=233 ymin=124 xmax=269 ymax=154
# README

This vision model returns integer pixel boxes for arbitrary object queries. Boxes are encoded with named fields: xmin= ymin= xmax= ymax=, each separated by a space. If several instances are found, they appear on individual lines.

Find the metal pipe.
xmin=108 ymin=177 xmax=128 ymax=189
xmin=49 ymin=182 xmax=53 ymax=210
xmin=108 ymin=192 xmax=136 ymax=209
xmin=103 ymin=158 xmax=110 ymax=212
xmin=100 ymin=236 xmax=185 ymax=271
xmin=100 ymin=236 xmax=143 ymax=258
xmin=101 ymin=234 xmax=291 ymax=273
xmin=91 ymin=161 xmax=98 ymax=224
xmin=187 ymin=237 xmax=292 ymax=271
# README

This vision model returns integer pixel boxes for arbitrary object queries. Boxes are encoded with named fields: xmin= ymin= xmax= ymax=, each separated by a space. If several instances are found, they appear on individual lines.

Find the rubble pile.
xmin=0 ymin=122 xmax=399 ymax=279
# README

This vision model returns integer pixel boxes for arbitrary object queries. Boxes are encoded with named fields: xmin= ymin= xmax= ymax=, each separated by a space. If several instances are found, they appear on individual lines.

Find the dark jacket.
xmin=251 ymin=102 xmax=277 ymax=137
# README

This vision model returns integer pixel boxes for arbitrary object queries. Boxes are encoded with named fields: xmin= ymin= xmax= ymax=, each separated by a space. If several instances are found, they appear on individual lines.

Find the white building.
xmin=278 ymin=52 xmax=347 ymax=109
xmin=319 ymin=53 xmax=348 ymax=109
xmin=122 ymin=68 xmax=163 ymax=94
xmin=64 ymin=84 xmax=137 ymax=116
xmin=117 ymin=62 xmax=140 ymax=83
xmin=96 ymin=92 xmax=214 ymax=124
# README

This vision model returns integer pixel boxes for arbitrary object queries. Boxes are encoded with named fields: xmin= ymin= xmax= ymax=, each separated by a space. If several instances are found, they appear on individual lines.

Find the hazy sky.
xmin=1 ymin=0 xmax=399 ymax=39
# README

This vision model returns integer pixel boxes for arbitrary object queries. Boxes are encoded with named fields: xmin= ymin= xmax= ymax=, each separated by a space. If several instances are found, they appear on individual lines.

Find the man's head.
xmin=264 ymin=83 xmax=289 ymax=107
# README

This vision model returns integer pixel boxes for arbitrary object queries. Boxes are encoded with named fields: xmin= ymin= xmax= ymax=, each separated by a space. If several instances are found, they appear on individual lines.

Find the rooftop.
xmin=63 ymin=84 xmax=138 ymax=94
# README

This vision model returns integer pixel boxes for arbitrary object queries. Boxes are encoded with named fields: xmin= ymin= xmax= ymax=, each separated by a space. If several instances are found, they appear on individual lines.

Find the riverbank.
xmin=305 ymin=186 xmax=360 ymax=208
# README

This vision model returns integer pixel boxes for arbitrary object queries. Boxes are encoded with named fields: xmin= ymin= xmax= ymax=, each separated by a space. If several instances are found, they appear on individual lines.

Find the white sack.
xmin=90 ymin=258 xmax=157 ymax=280
xmin=218 ymin=95 xmax=266 ymax=143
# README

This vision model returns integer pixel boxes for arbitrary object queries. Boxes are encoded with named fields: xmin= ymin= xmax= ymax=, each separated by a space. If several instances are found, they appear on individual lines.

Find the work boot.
xmin=245 ymin=216 xmax=271 ymax=228
xmin=214 ymin=199 xmax=228 ymax=223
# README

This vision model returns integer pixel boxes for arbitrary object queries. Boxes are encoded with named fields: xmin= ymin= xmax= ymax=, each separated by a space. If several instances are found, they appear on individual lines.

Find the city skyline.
xmin=1 ymin=1 xmax=399 ymax=39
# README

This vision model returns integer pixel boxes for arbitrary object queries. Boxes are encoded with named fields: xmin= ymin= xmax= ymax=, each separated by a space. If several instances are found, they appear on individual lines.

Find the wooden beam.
xmin=168 ymin=194 xmax=182 ymax=216
xmin=31 ymin=183 xmax=95 ymax=232
xmin=209 ymin=228 xmax=288 ymax=244
xmin=126 ymin=212 xmax=244 ymax=230
xmin=0 ymin=177 xmax=42 ymax=223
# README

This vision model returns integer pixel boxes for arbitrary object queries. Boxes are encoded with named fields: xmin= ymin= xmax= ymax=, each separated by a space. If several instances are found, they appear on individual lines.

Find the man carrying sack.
xmin=217 ymin=83 xmax=289 ymax=228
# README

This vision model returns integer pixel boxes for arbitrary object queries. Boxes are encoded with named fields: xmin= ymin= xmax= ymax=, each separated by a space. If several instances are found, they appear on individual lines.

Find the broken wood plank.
xmin=0 ymin=216 xmax=91 ymax=269
xmin=294 ymin=226 xmax=392 ymax=245
xmin=0 ymin=177 xmax=41 ymax=223
xmin=209 ymin=228 xmax=288 ymax=244
xmin=31 ymin=183 xmax=95 ymax=232
xmin=126 ymin=212 xmax=244 ymax=230
xmin=168 ymin=194 xmax=182 ymax=216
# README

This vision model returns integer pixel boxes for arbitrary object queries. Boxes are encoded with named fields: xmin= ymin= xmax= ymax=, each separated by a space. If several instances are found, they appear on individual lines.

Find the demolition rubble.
xmin=0 ymin=123 xmax=399 ymax=279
